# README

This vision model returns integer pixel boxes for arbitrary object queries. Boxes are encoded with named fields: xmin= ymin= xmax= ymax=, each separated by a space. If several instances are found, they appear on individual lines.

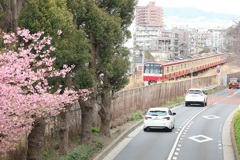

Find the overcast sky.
xmin=137 ymin=0 xmax=240 ymax=16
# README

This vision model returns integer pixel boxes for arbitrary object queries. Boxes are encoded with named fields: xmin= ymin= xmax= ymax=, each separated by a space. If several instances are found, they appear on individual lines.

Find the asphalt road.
xmin=98 ymin=88 xmax=240 ymax=160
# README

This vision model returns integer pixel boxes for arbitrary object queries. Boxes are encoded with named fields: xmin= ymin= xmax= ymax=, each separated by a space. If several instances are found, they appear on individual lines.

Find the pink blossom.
xmin=57 ymin=30 xmax=62 ymax=35
xmin=0 ymin=28 xmax=78 ymax=153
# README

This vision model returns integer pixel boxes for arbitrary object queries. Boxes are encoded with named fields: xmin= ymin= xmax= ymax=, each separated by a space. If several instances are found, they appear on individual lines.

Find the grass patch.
xmin=132 ymin=112 xmax=143 ymax=121
xmin=60 ymin=141 xmax=103 ymax=160
xmin=161 ymin=97 xmax=185 ymax=107
xmin=43 ymin=150 xmax=51 ymax=158
xmin=47 ymin=136 xmax=104 ymax=160
xmin=234 ymin=110 xmax=240 ymax=156
xmin=92 ymin=126 xmax=100 ymax=133
xmin=205 ymin=86 xmax=227 ymax=94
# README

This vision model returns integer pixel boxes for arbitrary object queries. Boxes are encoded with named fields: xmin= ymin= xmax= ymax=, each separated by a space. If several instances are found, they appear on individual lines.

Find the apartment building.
xmin=133 ymin=1 xmax=226 ymax=62
xmin=135 ymin=1 xmax=164 ymax=27
xmin=134 ymin=2 xmax=165 ymax=54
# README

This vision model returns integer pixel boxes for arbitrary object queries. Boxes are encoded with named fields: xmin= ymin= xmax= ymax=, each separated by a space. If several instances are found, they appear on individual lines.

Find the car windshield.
xmin=144 ymin=63 xmax=162 ymax=74
xmin=188 ymin=90 xmax=202 ymax=94
xmin=148 ymin=110 xmax=167 ymax=116
xmin=230 ymin=79 xmax=238 ymax=82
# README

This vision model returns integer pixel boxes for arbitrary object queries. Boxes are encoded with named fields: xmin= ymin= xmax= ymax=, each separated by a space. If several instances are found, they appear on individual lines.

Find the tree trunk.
xmin=99 ymin=91 xmax=111 ymax=137
xmin=27 ymin=118 xmax=46 ymax=160
xmin=58 ymin=73 xmax=72 ymax=155
xmin=78 ymin=98 xmax=94 ymax=144
xmin=58 ymin=110 xmax=69 ymax=155
xmin=12 ymin=0 xmax=18 ymax=32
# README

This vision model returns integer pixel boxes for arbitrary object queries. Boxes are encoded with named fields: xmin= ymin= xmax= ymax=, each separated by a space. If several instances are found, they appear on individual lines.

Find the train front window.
xmin=144 ymin=64 xmax=162 ymax=74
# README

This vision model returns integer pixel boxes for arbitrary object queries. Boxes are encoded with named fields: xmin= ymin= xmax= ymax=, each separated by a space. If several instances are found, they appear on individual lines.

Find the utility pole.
xmin=190 ymin=67 xmax=195 ymax=88
xmin=141 ymin=44 xmax=145 ymax=75
xmin=132 ymin=27 xmax=136 ymax=82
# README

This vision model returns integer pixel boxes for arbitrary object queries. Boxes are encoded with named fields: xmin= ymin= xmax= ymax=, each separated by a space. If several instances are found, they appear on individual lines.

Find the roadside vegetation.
xmin=234 ymin=111 xmax=240 ymax=157
xmin=161 ymin=97 xmax=185 ymax=107
xmin=42 ymin=111 xmax=143 ymax=160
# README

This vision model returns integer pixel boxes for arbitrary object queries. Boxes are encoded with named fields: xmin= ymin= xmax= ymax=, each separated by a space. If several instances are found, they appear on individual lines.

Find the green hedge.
xmin=234 ymin=110 xmax=240 ymax=155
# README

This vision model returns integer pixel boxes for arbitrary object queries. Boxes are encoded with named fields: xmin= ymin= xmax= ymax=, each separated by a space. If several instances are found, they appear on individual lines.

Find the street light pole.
xmin=217 ymin=65 xmax=221 ymax=85
xmin=190 ymin=67 xmax=194 ymax=88
xmin=142 ymin=48 xmax=145 ymax=75
xmin=142 ymin=43 xmax=146 ymax=75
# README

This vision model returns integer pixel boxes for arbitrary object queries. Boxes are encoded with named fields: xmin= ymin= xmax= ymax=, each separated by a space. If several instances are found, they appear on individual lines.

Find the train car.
xmin=143 ymin=53 xmax=226 ymax=86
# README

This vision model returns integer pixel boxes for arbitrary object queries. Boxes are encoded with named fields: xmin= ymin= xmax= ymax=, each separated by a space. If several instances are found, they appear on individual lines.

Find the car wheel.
xmin=202 ymin=102 xmax=205 ymax=107
xmin=143 ymin=127 xmax=149 ymax=132
xmin=185 ymin=102 xmax=188 ymax=107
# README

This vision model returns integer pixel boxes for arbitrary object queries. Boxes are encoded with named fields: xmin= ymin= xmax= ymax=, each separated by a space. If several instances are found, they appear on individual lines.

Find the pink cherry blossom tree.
xmin=0 ymin=28 xmax=78 ymax=155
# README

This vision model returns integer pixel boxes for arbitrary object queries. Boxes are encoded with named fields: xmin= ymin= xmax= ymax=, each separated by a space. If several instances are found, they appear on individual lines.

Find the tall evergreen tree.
xmin=96 ymin=0 xmax=136 ymax=136
xmin=67 ymin=0 xmax=136 ymax=137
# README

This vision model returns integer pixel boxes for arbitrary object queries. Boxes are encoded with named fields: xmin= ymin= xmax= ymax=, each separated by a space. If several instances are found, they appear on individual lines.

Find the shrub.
xmin=234 ymin=110 xmax=240 ymax=154
xmin=132 ymin=112 xmax=143 ymax=121
xmin=92 ymin=126 xmax=100 ymax=133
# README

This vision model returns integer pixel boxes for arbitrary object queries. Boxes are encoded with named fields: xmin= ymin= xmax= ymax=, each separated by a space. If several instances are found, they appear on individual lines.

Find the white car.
xmin=143 ymin=107 xmax=176 ymax=132
xmin=185 ymin=88 xmax=208 ymax=107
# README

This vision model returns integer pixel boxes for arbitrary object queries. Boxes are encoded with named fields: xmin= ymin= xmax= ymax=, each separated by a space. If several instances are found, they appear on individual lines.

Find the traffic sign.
xmin=217 ymin=69 xmax=220 ymax=73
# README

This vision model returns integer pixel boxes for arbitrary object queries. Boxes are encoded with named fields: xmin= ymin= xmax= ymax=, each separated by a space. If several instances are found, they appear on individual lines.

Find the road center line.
xmin=167 ymin=108 xmax=207 ymax=160
xmin=168 ymin=89 xmax=240 ymax=160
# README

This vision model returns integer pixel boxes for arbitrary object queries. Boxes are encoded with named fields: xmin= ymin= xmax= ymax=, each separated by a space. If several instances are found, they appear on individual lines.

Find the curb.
xmin=93 ymin=120 xmax=143 ymax=160
xmin=222 ymin=100 xmax=240 ymax=160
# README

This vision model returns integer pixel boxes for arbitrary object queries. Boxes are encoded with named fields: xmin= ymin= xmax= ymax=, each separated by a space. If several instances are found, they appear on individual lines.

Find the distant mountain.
xmin=162 ymin=7 xmax=239 ymax=28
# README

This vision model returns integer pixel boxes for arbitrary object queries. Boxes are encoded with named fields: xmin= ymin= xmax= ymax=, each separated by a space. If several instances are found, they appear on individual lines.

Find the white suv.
xmin=143 ymin=107 xmax=176 ymax=132
xmin=185 ymin=88 xmax=208 ymax=107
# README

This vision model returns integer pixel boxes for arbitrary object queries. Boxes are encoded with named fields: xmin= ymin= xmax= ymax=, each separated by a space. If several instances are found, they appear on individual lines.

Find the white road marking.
xmin=188 ymin=135 xmax=213 ymax=143
xmin=167 ymin=108 xmax=207 ymax=160
xmin=202 ymin=115 xmax=220 ymax=119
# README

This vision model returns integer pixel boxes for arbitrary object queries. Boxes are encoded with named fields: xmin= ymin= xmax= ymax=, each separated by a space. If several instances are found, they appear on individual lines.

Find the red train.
xmin=143 ymin=53 xmax=226 ymax=85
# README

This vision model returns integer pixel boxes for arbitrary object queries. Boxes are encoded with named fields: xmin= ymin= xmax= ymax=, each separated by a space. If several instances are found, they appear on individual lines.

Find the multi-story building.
xmin=135 ymin=2 xmax=164 ymax=27
xmin=206 ymin=28 xmax=225 ymax=52
xmin=190 ymin=27 xmax=225 ymax=53
xmin=134 ymin=2 xmax=164 ymax=52
xmin=132 ymin=1 xmax=226 ymax=75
